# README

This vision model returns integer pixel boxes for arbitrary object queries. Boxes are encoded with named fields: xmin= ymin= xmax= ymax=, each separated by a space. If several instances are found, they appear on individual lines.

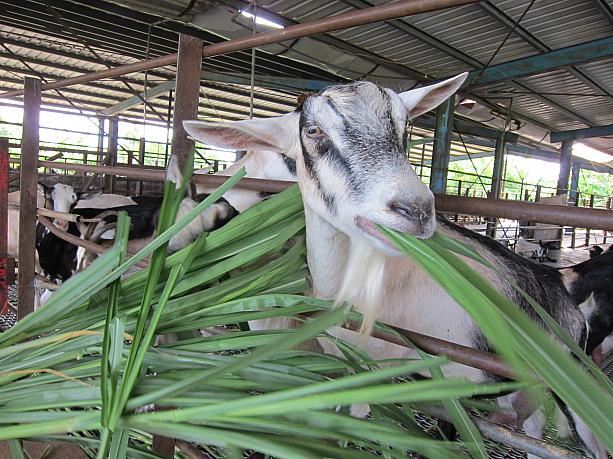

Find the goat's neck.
xmin=304 ymin=205 xmax=349 ymax=300
xmin=304 ymin=205 xmax=397 ymax=333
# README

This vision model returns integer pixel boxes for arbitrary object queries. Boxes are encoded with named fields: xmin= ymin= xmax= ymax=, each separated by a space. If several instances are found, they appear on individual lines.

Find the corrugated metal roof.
xmin=0 ymin=0 xmax=612 ymax=159
xmin=254 ymin=0 xmax=613 ymax=155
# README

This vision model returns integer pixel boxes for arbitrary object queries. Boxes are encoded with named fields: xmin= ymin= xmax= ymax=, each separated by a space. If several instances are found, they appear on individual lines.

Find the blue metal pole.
xmin=557 ymin=140 xmax=573 ymax=195
xmin=569 ymin=161 xmax=581 ymax=205
xmin=490 ymin=135 xmax=507 ymax=200
xmin=430 ymin=95 xmax=454 ymax=194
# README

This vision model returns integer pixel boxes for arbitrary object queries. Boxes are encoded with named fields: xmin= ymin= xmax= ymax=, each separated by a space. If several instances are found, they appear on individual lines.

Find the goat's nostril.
xmin=389 ymin=202 xmax=412 ymax=219
xmin=389 ymin=200 xmax=432 ymax=224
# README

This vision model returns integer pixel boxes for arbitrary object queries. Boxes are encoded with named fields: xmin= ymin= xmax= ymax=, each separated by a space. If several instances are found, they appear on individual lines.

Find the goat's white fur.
xmin=184 ymin=74 xmax=606 ymax=458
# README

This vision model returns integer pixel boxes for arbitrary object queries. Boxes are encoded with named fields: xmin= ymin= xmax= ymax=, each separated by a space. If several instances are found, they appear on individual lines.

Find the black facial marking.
xmin=281 ymin=154 xmax=297 ymax=176
xmin=379 ymin=87 xmax=400 ymax=143
xmin=299 ymin=112 xmax=337 ymax=215
xmin=323 ymin=96 xmax=348 ymax=127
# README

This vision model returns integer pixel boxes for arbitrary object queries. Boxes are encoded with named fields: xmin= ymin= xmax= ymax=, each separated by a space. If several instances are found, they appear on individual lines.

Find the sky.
xmin=0 ymin=102 xmax=236 ymax=163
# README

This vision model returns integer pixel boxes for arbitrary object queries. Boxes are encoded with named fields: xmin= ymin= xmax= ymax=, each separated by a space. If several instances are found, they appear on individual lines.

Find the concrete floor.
xmin=0 ymin=440 xmax=87 ymax=459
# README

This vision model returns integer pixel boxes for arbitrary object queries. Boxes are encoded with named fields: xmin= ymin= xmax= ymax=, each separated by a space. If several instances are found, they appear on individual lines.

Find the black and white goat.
xmin=74 ymin=175 xmax=238 ymax=271
xmin=8 ymin=183 xmax=79 ymax=260
xmin=562 ymin=246 xmax=613 ymax=365
xmin=184 ymin=74 xmax=608 ymax=458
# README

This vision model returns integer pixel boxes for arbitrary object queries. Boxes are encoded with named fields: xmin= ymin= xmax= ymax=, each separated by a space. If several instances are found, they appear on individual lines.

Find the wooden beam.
xmin=18 ymin=77 xmax=40 ymax=320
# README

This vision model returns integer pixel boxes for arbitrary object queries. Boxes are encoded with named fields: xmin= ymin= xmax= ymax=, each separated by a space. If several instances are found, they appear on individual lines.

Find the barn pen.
xmin=0 ymin=0 xmax=612 ymax=458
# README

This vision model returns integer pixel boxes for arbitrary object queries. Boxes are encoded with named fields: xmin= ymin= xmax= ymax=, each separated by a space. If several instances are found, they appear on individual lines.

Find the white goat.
xmin=184 ymin=75 xmax=606 ymax=459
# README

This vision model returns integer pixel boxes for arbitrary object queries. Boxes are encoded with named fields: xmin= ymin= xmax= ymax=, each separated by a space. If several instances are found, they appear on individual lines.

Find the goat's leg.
xmin=494 ymin=391 xmax=546 ymax=459
xmin=522 ymin=408 xmax=545 ymax=459
xmin=566 ymin=408 xmax=608 ymax=459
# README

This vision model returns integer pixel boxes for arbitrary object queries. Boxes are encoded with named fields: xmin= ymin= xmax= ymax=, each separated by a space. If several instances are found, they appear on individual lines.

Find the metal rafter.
xmin=228 ymin=0 xmax=560 ymax=136
xmin=479 ymin=1 xmax=613 ymax=98
xmin=506 ymin=81 xmax=596 ymax=127
xmin=1 ymin=0 xmax=340 ymax=83
xmin=0 ymin=42 xmax=298 ymax=107
xmin=43 ymin=1 xmax=166 ymax=121
xmin=591 ymin=0 xmax=613 ymax=26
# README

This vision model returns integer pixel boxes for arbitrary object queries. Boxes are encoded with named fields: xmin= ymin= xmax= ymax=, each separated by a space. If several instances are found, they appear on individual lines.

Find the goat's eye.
xmin=305 ymin=125 xmax=324 ymax=138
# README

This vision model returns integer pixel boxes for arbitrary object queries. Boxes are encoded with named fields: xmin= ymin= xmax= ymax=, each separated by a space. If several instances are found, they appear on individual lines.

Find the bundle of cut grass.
xmin=0 ymin=165 xmax=610 ymax=459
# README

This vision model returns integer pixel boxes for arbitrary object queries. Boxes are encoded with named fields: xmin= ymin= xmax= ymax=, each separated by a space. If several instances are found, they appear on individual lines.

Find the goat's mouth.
xmin=355 ymin=216 xmax=401 ymax=254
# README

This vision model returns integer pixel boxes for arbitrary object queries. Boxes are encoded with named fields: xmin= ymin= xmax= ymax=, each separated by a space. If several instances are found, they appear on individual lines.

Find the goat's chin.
xmin=355 ymin=216 xmax=436 ymax=256
xmin=355 ymin=217 xmax=404 ymax=257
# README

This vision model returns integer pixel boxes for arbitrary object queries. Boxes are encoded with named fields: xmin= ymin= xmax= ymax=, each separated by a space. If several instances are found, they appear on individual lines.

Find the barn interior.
xmin=0 ymin=0 xmax=612 ymax=458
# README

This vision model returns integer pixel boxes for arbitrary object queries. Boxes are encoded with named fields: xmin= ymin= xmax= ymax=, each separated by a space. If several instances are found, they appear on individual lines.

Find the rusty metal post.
xmin=18 ymin=77 xmax=40 ymax=320
xmin=152 ymin=33 xmax=203 ymax=459
xmin=0 ymin=138 xmax=8 ymax=315
xmin=137 ymin=137 xmax=145 ymax=196
xmin=170 ymin=34 xmax=203 ymax=174
xmin=105 ymin=117 xmax=118 ymax=194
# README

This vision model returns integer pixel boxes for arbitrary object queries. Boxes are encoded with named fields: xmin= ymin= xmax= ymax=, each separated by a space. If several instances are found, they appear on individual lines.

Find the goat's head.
xmin=47 ymin=184 xmax=78 ymax=231
xmin=185 ymin=73 xmax=467 ymax=255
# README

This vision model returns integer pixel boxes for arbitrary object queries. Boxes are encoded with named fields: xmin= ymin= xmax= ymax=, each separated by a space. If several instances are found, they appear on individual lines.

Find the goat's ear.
xmin=38 ymin=182 xmax=51 ymax=195
xmin=399 ymin=72 xmax=468 ymax=119
xmin=183 ymin=112 xmax=299 ymax=157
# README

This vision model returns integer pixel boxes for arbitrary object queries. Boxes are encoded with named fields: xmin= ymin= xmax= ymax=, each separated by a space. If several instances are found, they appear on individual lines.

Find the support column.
xmin=0 ymin=138 xmax=8 ymax=316
xmin=104 ymin=117 xmax=118 ymax=193
xmin=170 ymin=34 xmax=203 ymax=174
xmin=556 ymin=140 xmax=573 ymax=195
xmin=490 ymin=136 xmax=506 ymax=200
xmin=569 ymin=161 xmax=580 ymax=206
xmin=82 ymin=118 xmax=105 ymax=191
xmin=18 ymin=77 xmax=40 ymax=320
xmin=430 ymin=95 xmax=454 ymax=194
xmin=164 ymin=90 xmax=173 ymax=167
xmin=152 ymin=33 xmax=202 ymax=459
xmin=487 ymin=135 xmax=506 ymax=237
xmin=98 ymin=117 xmax=105 ymax=164
xmin=137 ymin=137 xmax=146 ymax=196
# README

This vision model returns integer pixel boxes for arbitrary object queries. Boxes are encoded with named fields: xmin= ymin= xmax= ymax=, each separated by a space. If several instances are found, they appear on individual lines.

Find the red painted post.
xmin=0 ymin=138 xmax=8 ymax=315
